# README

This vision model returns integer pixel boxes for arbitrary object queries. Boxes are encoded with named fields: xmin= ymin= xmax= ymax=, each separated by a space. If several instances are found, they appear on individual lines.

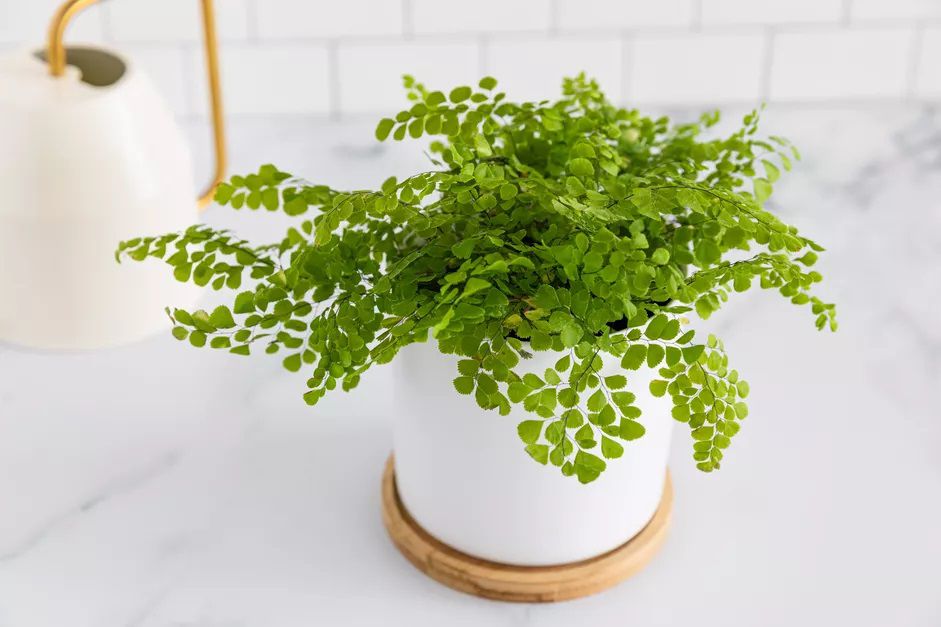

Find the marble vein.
xmin=0 ymin=451 xmax=180 ymax=562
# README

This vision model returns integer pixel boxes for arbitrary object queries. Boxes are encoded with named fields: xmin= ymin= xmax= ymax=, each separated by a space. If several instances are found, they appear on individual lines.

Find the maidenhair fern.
xmin=118 ymin=75 xmax=836 ymax=483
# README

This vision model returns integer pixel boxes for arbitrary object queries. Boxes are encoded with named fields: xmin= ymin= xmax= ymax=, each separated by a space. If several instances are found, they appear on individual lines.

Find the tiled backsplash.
xmin=1 ymin=0 xmax=939 ymax=117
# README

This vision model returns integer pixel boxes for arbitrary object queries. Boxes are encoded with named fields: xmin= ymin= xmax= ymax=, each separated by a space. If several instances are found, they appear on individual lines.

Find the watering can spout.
xmin=0 ymin=0 xmax=227 ymax=350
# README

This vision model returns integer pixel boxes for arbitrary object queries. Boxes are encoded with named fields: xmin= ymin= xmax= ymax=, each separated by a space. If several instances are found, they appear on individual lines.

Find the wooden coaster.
xmin=381 ymin=455 xmax=673 ymax=603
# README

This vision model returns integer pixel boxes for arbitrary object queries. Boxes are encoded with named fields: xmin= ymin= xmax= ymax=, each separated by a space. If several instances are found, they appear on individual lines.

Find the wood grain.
xmin=381 ymin=455 xmax=673 ymax=603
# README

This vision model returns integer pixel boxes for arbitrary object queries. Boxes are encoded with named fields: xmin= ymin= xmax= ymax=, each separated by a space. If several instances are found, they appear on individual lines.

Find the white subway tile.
xmin=412 ymin=0 xmax=551 ymax=34
xmin=914 ymin=27 xmax=941 ymax=97
xmin=770 ymin=29 xmax=914 ymax=101
xmin=257 ymin=0 xmax=402 ymax=38
xmin=702 ymin=0 xmax=842 ymax=25
xmin=192 ymin=43 xmax=330 ymax=115
xmin=122 ymin=45 xmax=190 ymax=116
xmin=852 ymin=0 xmax=941 ymax=21
xmin=105 ymin=0 xmax=249 ymax=43
xmin=0 ymin=0 xmax=103 ymax=44
xmin=337 ymin=41 xmax=480 ymax=114
xmin=557 ymin=0 xmax=695 ymax=30
xmin=630 ymin=33 xmax=764 ymax=104
xmin=486 ymin=38 xmax=623 ymax=103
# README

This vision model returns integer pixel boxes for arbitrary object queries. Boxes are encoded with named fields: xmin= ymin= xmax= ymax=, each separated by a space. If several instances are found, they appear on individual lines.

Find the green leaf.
xmin=381 ymin=176 xmax=398 ymax=195
xmin=560 ymin=323 xmax=582 ymax=348
xmin=574 ymin=422 xmax=595 ymax=444
xmin=499 ymin=183 xmax=518 ymax=200
xmin=449 ymin=86 xmax=472 ymax=103
xmin=546 ymin=421 xmax=566 ymax=445
xmin=587 ymin=389 xmax=605 ymax=412
xmin=458 ymin=359 xmax=479 ymax=376
xmin=191 ymin=310 xmax=214 ymax=332
xmin=285 ymin=196 xmax=308 ymax=216
xmin=173 ymin=308 xmax=193 ymax=325
xmin=671 ymin=404 xmax=690 ymax=422
xmin=462 ymin=277 xmax=491 ymax=299
xmin=682 ymin=344 xmax=705 ymax=363
xmin=478 ymin=76 xmax=498 ymax=90
xmin=508 ymin=382 xmax=529 ymax=403
xmin=261 ymin=188 xmax=279 ymax=211
xmin=233 ymin=291 xmax=255 ymax=314
xmin=645 ymin=314 xmax=668 ymax=339
xmin=525 ymin=444 xmax=549 ymax=465
xmin=568 ymin=157 xmax=594 ymax=177
xmin=214 ymin=183 xmax=234 ymax=204
xmin=574 ymin=450 xmax=606 ymax=484
xmin=453 ymin=376 xmax=475 ymax=395
xmin=375 ymin=118 xmax=395 ymax=141
xmin=649 ymin=379 xmax=668 ymax=397
xmin=523 ymin=373 xmax=544 ymax=388
xmin=754 ymin=178 xmax=772 ymax=203
xmin=619 ymin=418 xmax=646 ymax=440
xmin=621 ymin=345 xmax=647 ymax=370
xmin=660 ymin=319 xmax=680 ymax=340
xmin=601 ymin=436 xmax=624 ymax=459
xmin=565 ymin=176 xmax=585 ymax=195
xmin=283 ymin=353 xmax=302 ymax=372
xmin=451 ymin=239 xmax=475 ymax=259
xmin=209 ymin=305 xmax=235 ymax=329
xmin=692 ymin=426 xmax=714 ymax=441
xmin=517 ymin=420 xmax=543 ymax=445
xmin=665 ymin=346 xmax=681 ymax=367
xmin=597 ymin=404 xmax=616 ymax=426
xmin=763 ymin=159 xmax=780 ymax=183
xmin=533 ymin=284 xmax=560 ymax=309
xmin=173 ymin=263 xmax=192 ymax=282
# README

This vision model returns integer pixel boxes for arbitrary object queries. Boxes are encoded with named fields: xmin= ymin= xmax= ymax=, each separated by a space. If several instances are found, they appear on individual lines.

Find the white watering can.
xmin=0 ymin=0 xmax=226 ymax=349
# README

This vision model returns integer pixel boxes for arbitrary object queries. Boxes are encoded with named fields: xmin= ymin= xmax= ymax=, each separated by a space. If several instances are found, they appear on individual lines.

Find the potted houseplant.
xmin=118 ymin=75 xmax=836 ymax=601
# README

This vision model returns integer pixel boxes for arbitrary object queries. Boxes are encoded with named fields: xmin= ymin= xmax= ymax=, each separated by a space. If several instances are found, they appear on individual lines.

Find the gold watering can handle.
xmin=47 ymin=0 xmax=227 ymax=210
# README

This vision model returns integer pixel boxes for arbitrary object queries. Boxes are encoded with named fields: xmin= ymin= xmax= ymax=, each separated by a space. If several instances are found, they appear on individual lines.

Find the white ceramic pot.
xmin=393 ymin=340 xmax=674 ymax=566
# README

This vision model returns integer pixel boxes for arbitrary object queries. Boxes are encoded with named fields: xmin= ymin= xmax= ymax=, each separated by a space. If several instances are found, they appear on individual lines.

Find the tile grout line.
xmin=181 ymin=42 xmax=198 ymax=117
xmin=81 ymin=4 xmax=941 ymax=119
xmin=245 ymin=0 xmax=259 ymax=41
xmin=99 ymin=19 xmax=941 ymax=50
xmin=327 ymin=39 xmax=342 ymax=121
xmin=182 ymin=95 xmax=941 ymax=124
xmin=401 ymin=0 xmax=414 ymax=40
xmin=760 ymin=27 xmax=775 ymax=103
xmin=691 ymin=0 xmax=704 ymax=32
xmin=98 ymin=0 xmax=112 ymax=42
xmin=620 ymin=32 xmax=633 ymax=105
xmin=548 ymin=0 xmax=560 ymax=36
xmin=904 ymin=23 xmax=926 ymax=99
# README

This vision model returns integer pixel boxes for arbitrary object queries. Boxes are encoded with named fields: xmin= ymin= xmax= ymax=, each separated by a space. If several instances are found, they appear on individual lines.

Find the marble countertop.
xmin=1 ymin=106 xmax=940 ymax=627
